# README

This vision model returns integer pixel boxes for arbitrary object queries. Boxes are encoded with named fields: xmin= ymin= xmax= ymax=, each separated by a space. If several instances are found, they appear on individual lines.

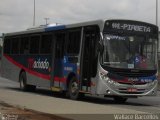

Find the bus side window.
xmin=55 ymin=33 xmax=65 ymax=58
xmin=40 ymin=34 xmax=52 ymax=54
xmin=4 ymin=38 xmax=11 ymax=54
xmin=20 ymin=37 xmax=29 ymax=54
xmin=30 ymin=35 xmax=40 ymax=54
xmin=11 ymin=37 xmax=20 ymax=54
xmin=67 ymin=30 xmax=81 ymax=55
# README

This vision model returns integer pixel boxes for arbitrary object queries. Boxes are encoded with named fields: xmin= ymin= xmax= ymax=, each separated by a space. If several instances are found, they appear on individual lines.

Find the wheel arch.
xmin=66 ymin=72 xmax=77 ymax=89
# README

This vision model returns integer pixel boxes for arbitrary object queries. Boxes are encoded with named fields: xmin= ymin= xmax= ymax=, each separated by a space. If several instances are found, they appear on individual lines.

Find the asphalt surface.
xmin=0 ymin=77 xmax=160 ymax=119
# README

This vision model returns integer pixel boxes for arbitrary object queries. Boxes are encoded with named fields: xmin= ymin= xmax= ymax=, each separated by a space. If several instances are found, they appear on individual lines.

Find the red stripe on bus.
xmin=54 ymin=77 xmax=66 ymax=83
xmin=4 ymin=54 xmax=50 ymax=80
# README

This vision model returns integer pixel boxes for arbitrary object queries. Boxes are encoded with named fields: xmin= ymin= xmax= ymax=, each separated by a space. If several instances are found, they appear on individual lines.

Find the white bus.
xmin=1 ymin=19 xmax=159 ymax=103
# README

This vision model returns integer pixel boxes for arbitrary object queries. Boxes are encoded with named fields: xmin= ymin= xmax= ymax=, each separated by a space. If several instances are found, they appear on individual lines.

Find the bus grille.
xmin=117 ymin=81 xmax=147 ymax=85
xmin=118 ymin=88 xmax=145 ymax=94
xmin=112 ymin=71 xmax=155 ymax=77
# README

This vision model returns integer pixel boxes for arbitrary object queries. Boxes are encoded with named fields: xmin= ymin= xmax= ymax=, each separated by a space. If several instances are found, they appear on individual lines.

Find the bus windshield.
xmin=101 ymin=34 xmax=157 ymax=70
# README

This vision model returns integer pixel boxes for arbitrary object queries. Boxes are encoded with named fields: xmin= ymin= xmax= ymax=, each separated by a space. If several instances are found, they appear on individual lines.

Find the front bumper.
xmin=96 ymin=76 xmax=158 ymax=97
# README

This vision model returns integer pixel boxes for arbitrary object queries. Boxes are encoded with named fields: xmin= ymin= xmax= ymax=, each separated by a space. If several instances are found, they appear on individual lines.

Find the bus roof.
xmin=4 ymin=19 xmax=105 ymax=37
xmin=4 ymin=19 xmax=158 ymax=37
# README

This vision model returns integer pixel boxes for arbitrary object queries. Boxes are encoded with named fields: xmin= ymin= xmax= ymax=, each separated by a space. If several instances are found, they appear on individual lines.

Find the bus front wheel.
xmin=67 ymin=77 xmax=79 ymax=100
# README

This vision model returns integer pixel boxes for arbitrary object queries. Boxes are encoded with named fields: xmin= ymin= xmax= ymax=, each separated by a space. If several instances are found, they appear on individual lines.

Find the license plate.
xmin=127 ymin=88 xmax=137 ymax=92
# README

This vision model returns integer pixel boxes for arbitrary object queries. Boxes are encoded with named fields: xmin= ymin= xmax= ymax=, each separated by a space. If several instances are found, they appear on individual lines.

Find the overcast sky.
xmin=0 ymin=0 xmax=160 ymax=34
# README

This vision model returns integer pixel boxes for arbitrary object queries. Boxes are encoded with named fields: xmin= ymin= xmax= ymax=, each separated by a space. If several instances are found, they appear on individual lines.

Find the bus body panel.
xmin=1 ymin=56 xmax=19 ymax=82
xmin=54 ymin=56 xmax=80 ymax=90
xmin=95 ymin=59 xmax=158 ymax=96
xmin=97 ymin=20 xmax=158 ymax=97
xmin=26 ymin=73 xmax=50 ymax=88
xmin=2 ymin=54 xmax=52 ymax=88
xmin=1 ymin=19 xmax=158 ymax=99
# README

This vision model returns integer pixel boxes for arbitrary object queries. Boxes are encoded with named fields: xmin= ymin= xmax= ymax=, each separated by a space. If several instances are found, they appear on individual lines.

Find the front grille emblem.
xmin=128 ymin=78 xmax=139 ymax=85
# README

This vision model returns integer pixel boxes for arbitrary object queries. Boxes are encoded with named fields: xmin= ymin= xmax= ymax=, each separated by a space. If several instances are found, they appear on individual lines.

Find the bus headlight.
xmin=99 ymin=72 xmax=119 ymax=86
xmin=99 ymin=72 xmax=108 ymax=80
xmin=107 ymin=79 xmax=119 ymax=86
xmin=99 ymin=72 xmax=109 ymax=79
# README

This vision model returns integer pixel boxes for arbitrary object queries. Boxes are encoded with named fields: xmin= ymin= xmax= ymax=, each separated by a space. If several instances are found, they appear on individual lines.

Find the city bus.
xmin=1 ymin=19 xmax=159 ymax=103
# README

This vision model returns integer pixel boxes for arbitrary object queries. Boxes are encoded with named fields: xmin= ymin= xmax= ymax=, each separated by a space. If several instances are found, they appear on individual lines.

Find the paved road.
xmin=0 ymin=77 xmax=160 ymax=119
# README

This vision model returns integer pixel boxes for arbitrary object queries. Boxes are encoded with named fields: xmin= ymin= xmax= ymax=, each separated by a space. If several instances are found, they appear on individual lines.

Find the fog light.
xmin=106 ymin=90 xmax=111 ymax=94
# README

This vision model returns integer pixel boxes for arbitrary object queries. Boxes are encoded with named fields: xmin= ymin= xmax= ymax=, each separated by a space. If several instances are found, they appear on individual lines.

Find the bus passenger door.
xmin=80 ymin=26 xmax=99 ymax=92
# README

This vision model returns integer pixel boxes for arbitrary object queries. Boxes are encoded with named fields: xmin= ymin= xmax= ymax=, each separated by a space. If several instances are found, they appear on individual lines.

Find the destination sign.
xmin=111 ymin=23 xmax=151 ymax=33
xmin=103 ymin=20 xmax=158 ymax=34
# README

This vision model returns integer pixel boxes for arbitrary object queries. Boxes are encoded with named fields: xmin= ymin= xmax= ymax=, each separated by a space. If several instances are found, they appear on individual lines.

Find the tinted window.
xmin=4 ymin=38 xmax=11 ymax=54
xmin=55 ymin=33 xmax=65 ymax=58
xmin=11 ymin=37 xmax=20 ymax=54
xmin=40 ymin=34 xmax=52 ymax=54
xmin=67 ymin=30 xmax=81 ymax=55
xmin=30 ymin=35 xmax=40 ymax=54
xmin=20 ymin=37 xmax=29 ymax=54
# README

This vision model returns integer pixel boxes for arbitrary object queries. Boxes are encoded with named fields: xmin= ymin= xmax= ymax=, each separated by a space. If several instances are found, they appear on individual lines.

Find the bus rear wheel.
xmin=19 ymin=72 xmax=36 ymax=91
xmin=67 ymin=77 xmax=79 ymax=100
xmin=113 ymin=96 xmax=128 ymax=103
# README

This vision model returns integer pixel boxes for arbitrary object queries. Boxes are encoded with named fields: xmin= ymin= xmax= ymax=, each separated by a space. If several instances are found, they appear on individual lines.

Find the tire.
xmin=113 ymin=96 xmax=128 ymax=103
xmin=19 ymin=72 xmax=28 ymax=91
xmin=67 ymin=76 xmax=79 ymax=100
xmin=19 ymin=72 xmax=36 ymax=91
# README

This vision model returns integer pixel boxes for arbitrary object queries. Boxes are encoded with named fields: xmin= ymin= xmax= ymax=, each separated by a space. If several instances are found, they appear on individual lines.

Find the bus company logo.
xmin=28 ymin=58 xmax=50 ymax=70
xmin=128 ymin=78 xmax=139 ymax=84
